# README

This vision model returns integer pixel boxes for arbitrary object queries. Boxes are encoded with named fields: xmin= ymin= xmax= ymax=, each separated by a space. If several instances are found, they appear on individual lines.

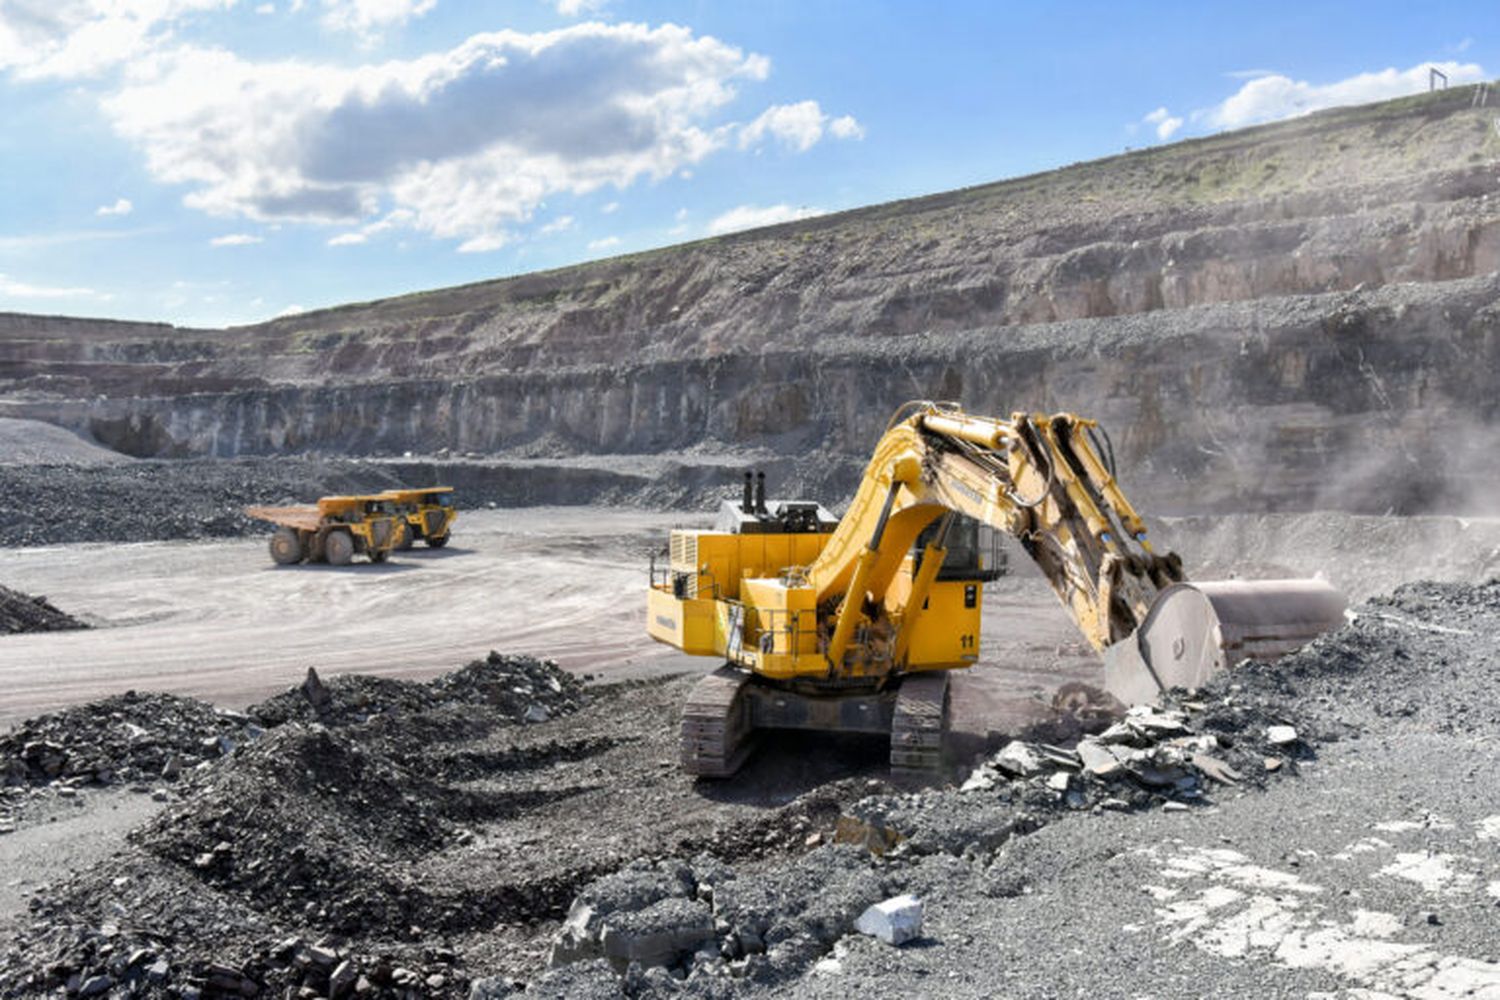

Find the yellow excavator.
xmin=647 ymin=402 xmax=1346 ymax=777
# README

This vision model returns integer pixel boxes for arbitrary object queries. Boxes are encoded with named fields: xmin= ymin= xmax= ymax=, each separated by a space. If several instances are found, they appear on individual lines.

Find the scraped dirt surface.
xmin=0 ymin=507 xmax=1109 ymax=732
xmin=0 ymin=509 xmax=702 ymax=728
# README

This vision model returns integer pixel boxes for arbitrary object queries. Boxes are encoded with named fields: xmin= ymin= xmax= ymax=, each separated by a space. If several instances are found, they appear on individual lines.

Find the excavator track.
xmin=680 ymin=665 xmax=756 ymax=777
xmin=889 ymin=671 xmax=950 ymax=778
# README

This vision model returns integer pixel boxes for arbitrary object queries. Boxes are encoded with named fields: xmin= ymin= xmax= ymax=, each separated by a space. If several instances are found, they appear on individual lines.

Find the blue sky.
xmin=0 ymin=1 xmax=1490 ymax=327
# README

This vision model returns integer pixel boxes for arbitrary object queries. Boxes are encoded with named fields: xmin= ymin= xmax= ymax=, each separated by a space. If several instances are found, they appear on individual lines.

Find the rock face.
xmin=2 ymin=87 xmax=1499 ymax=513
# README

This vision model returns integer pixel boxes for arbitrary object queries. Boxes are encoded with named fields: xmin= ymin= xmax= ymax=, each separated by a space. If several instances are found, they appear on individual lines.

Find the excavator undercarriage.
xmin=678 ymin=666 xmax=951 ymax=778
xmin=649 ymin=403 xmax=1346 ymax=779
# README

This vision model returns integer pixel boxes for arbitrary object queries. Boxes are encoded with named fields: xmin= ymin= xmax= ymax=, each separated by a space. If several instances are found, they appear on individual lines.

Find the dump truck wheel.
xmin=425 ymin=533 xmax=449 ymax=548
xmin=325 ymin=529 xmax=354 ymax=566
xmin=269 ymin=528 xmax=303 ymax=565
xmin=396 ymin=522 xmax=415 ymax=550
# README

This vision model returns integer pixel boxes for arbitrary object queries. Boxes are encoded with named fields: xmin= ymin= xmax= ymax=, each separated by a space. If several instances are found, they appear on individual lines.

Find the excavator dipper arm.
xmin=803 ymin=402 xmax=1343 ymax=700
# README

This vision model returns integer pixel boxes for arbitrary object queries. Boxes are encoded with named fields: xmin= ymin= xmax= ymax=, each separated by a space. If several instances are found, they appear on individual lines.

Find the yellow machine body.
xmin=379 ymin=486 xmax=458 ymax=548
xmin=646 ymin=532 xmax=982 ymax=679
xmin=648 ymin=402 xmax=1347 ymax=777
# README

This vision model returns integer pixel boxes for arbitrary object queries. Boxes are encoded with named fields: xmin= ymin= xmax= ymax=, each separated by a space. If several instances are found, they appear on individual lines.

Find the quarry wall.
xmin=2 ymin=87 xmax=1498 ymax=514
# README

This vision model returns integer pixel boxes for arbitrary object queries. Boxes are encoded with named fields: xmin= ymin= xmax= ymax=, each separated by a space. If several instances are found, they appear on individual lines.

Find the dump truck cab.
xmin=379 ymin=486 xmax=458 ymax=549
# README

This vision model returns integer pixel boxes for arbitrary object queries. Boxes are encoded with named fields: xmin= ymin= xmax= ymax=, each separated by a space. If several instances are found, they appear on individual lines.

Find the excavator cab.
xmin=913 ymin=515 xmax=1007 ymax=584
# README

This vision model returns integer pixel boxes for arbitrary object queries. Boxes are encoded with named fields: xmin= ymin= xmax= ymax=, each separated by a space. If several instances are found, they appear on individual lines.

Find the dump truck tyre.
xmin=370 ymin=548 xmax=389 ymax=564
xmin=396 ymin=522 xmax=415 ymax=550
xmin=325 ymin=530 xmax=354 ymax=566
xmin=269 ymin=528 xmax=303 ymax=565
xmin=426 ymin=533 xmax=449 ymax=548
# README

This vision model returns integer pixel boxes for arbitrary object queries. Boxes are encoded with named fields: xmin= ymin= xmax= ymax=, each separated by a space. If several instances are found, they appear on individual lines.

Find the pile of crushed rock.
xmin=253 ymin=652 xmax=585 ymax=728
xmin=0 ymin=584 xmax=86 ymax=635
xmin=1 ymin=653 xmax=586 ymax=999
xmin=0 ymin=692 xmax=255 ymax=788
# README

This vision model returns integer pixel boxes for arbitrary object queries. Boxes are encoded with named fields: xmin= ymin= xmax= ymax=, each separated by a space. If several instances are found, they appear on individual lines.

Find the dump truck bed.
xmin=244 ymin=505 xmax=324 ymax=532
xmin=380 ymin=487 xmax=454 ymax=502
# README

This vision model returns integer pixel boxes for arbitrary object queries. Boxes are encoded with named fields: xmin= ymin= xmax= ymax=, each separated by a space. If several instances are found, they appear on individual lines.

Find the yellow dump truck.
xmin=380 ymin=486 xmax=458 ymax=549
xmin=245 ymin=495 xmax=402 ymax=566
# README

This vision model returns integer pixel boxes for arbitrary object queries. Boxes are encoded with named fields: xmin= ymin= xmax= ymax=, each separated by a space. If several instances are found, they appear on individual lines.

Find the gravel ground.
xmin=767 ymin=581 xmax=1500 ymax=1000
xmin=3 ymin=580 xmax=1498 ymax=998
xmin=0 ymin=658 xmax=897 ymax=998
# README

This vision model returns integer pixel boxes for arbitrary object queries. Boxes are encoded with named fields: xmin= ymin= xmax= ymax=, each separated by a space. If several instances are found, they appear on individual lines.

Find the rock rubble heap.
xmin=0 ymin=653 xmax=588 ymax=999
xmin=544 ymin=848 xmax=897 ymax=993
xmin=0 ymin=584 xmax=85 ymax=635
xmin=0 ymin=692 xmax=255 ymax=788
xmin=251 ymin=653 xmax=584 ymax=729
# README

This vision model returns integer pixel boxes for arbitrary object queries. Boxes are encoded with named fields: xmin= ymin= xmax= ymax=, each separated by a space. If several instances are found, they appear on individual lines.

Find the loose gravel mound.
xmin=133 ymin=724 xmax=468 ymax=936
xmin=249 ymin=652 xmax=585 ymax=729
xmin=0 ymin=418 xmax=131 ymax=468
xmin=0 ymin=691 xmax=252 ymax=787
xmin=0 ymin=584 xmax=85 ymax=635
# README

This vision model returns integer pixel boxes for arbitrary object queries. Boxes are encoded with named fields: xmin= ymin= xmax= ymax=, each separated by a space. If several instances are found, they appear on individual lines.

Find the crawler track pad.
xmin=680 ymin=666 xmax=756 ymax=777
xmin=890 ymin=671 xmax=950 ymax=778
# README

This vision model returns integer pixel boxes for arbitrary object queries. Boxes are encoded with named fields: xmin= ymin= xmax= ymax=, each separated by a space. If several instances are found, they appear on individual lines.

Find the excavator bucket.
xmin=1101 ymin=579 xmax=1347 ymax=706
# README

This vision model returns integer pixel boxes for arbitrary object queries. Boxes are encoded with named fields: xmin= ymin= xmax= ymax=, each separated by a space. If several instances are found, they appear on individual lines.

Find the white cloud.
xmin=707 ymin=203 xmax=824 ymax=235
xmin=0 ymin=0 xmax=233 ymax=81
xmin=210 ymin=233 xmax=263 ymax=246
xmin=0 ymin=228 xmax=143 ymax=252
xmin=828 ymin=114 xmax=865 ymax=140
xmin=739 ymin=100 xmax=862 ymax=152
xmin=255 ymin=3 xmax=276 ymax=13
xmin=554 ymin=0 xmax=607 ymax=16
xmin=320 ymin=0 xmax=436 ymax=41
xmin=1224 ymin=68 xmax=1278 ymax=80
xmin=1143 ymin=106 xmax=1183 ymax=140
xmin=0 ymin=272 xmax=97 ymax=298
xmin=325 ymin=208 xmax=412 ymax=246
xmin=95 ymin=197 xmax=133 ymax=216
xmin=1453 ymin=38 xmax=1473 ymax=54
xmin=275 ymin=303 xmax=306 ymax=317
xmin=538 ymin=214 xmax=575 ymax=235
xmin=600 ymin=200 xmax=620 ymax=214
xmin=1205 ymin=61 xmax=1488 ymax=129
xmin=586 ymin=235 xmax=620 ymax=251
xmin=457 ymin=234 xmax=506 ymax=253
xmin=102 ymin=23 xmax=774 ymax=249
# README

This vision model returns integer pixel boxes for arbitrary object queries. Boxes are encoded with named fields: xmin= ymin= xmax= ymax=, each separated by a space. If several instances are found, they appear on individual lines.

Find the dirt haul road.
xmin=0 ymin=507 xmax=1096 ymax=729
